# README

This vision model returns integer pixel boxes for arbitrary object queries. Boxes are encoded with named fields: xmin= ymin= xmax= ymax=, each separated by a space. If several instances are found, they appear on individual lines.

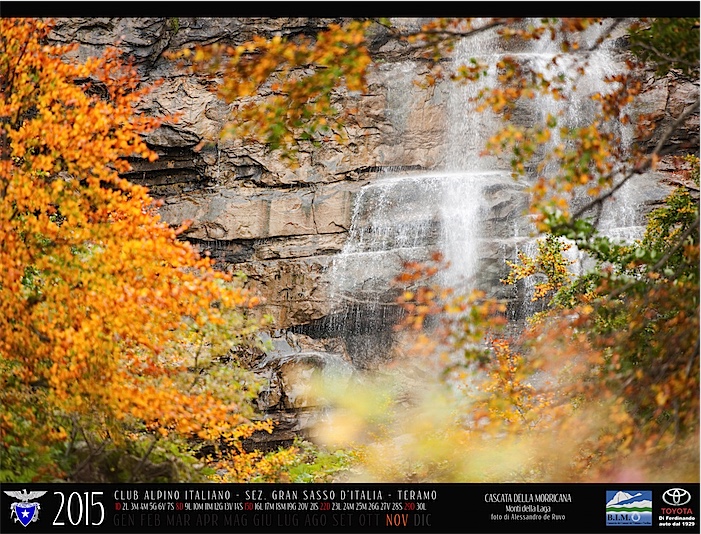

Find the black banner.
xmin=0 ymin=483 xmax=698 ymax=534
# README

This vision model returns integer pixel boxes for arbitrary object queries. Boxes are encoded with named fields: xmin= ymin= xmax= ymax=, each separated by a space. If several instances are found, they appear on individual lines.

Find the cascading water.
xmin=323 ymin=19 xmax=638 ymax=365
xmin=535 ymin=21 xmax=643 ymax=242
xmin=322 ymin=23 xmax=516 ymax=366
xmin=501 ymin=20 xmax=643 ymax=316
xmin=437 ymin=31 xmax=505 ymax=293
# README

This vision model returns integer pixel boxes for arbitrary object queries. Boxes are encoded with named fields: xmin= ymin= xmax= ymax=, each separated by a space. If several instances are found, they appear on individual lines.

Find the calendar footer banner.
xmin=0 ymin=483 xmax=698 ymax=534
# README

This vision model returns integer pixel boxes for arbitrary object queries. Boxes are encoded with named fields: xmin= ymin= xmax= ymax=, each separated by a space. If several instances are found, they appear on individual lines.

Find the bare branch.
xmin=631 ymin=39 xmax=701 ymax=70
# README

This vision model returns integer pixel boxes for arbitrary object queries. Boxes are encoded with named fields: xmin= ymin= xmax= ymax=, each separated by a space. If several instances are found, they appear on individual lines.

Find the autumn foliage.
xmin=173 ymin=20 xmax=372 ymax=158
xmin=0 ymin=18 xmax=275 ymax=482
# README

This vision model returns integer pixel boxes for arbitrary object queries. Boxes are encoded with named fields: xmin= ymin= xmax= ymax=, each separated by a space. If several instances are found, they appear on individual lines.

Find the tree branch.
xmin=631 ymin=39 xmax=701 ymax=69
xmin=604 ymin=215 xmax=699 ymax=302
xmin=647 ymin=215 xmax=699 ymax=273
xmin=570 ymin=97 xmax=700 ymax=222
xmin=128 ymin=433 xmax=160 ymax=483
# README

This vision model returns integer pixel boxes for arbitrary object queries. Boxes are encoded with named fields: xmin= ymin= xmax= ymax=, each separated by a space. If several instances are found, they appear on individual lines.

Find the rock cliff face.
xmin=48 ymin=17 xmax=699 ymax=446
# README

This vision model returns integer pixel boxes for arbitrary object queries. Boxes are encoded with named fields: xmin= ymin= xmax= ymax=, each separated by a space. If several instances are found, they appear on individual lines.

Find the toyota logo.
xmin=662 ymin=488 xmax=691 ymax=506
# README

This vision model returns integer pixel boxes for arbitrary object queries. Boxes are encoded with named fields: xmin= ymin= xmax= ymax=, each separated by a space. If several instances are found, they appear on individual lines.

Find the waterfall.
xmin=437 ymin=31 xmax=504 ymax=292
xmin=324 ymin=19 xmax=636 ymax=362
xmin=493 ymin=20 xmax=641 ymax=312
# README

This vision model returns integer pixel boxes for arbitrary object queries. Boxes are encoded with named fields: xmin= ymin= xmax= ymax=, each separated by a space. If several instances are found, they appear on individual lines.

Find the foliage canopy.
xmin=0 ymin=17 xmax=279 ymax=482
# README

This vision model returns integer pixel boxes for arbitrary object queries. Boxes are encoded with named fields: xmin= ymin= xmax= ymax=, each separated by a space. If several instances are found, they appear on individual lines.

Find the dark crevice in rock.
xmin=290 ymin=302 xmax=405 ymax=369
xmin=343 ymin=164 xmax=425 ymax=176
xmin=122 ymin=146 xmax=214 ymax=196
xmin=127 ymin=168 xmax=208 ymax=187
xmin=185 ymin=238 xmax=256 ymax=264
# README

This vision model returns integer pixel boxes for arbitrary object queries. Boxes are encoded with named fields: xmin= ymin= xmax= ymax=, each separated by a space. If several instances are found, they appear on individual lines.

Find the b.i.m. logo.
xmin=4 ymin=490 xmax=47 ymax=527
xmin=606 ymin=490 xmax=653 ymax=526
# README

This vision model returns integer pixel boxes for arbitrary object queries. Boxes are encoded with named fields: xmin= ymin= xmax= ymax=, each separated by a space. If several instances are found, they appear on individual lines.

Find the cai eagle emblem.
xmin=4 ymin=490 xmax=47 ymax=527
